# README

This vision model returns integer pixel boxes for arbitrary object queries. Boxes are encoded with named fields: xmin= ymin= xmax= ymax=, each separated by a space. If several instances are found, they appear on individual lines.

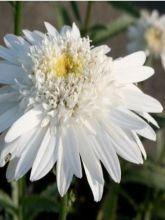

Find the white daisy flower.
xmin=128 ymin=10 xmax=165 ymax=69
xmin=0 ymin=22 xmax=162 ymax=201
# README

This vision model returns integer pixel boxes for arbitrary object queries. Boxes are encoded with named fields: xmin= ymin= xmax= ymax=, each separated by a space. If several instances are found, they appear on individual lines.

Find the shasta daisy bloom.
xmin=0 ymin=22 xmax=162 ymax=201
xmin=128 ymin=10 xmax=165 ymax=69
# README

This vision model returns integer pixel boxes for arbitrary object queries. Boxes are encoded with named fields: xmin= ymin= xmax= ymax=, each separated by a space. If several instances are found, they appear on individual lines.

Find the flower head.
xmin=127 ymin=10 xmax=165 ymax=69
xmin=0 ymin=22 xmax=163 ymax=201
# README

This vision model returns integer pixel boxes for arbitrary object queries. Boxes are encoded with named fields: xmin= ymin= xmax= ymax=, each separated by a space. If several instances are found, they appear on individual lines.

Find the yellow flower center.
xmin=145 ymin=26 xmax=162 ymax=54
xmin=54 ymin=53 xmax=83 ymax=77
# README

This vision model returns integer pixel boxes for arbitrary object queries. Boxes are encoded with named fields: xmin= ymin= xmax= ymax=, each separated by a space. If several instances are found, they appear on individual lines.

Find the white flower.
xmin=128 ymin=10 xmax=165 ymax=69
xmin=0 ymin=22 xmax=162 ymax=201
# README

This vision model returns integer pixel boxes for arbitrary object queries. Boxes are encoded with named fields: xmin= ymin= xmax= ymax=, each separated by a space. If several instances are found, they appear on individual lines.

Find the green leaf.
xmin=70 ymin=2 xmax=81 ymax=22
xmin=108 ymin=2 xmax=140 ymax=18
xmin=23 ymin=195 xmax=58 ymax=220
xmin=55 ymin=3 xmax=72 ymax=28
xmin=0 ymin=190 xmax=17 ymax=216
xmin=123 ymin=161 xmax=165 ymax=190
xmin=91 ymin=15 xmax=135 ymax=45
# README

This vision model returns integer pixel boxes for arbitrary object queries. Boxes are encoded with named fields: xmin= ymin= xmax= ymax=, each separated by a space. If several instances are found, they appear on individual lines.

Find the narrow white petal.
xmin=30 ymin=134 xmax=57 ymax=181
xmin=115 ymin=66 xmax=154 ymax=83
xmin=6 ymin=157 xmax=19 ymax=181
xmin=123 ymin=87 xmax=163 ymax=113
xmin=161 ymin=54 xmax=165 ymax=70
xmin=138 ymin=112 xmax=159 ymax=128
xmin=4 ymin=34 xmax=29 ymax=50
xmin=71 ymin=23 xmax=80 ymax=38
xmin=60 ymin=25 xmax=72 ymax=37
xmin=77 ymin=126 xmax=104 ymax=184
xmin=44 ymin=22 xmax=59 ymax=37
xmin=62 ymin=125 xmax=82 ymax=178
xmin=14 ymin=128 xmax=46 ymax=180
xmin=56 ymin=138 xmax=73 ymax=196
xmin=0 ymin=105 xmax=22 ymax=133
xmin=0 ymin=46 xmax=18 ymax=64
xmin=93 ymin=133 xmax=121 ymax=183
xmin=30 ymin=128 xmax=57 ymax=180
xmin=0 ymin=63 xmax=24 ymax=84
xmin=0 ymin=133 xmax=18 ymax=167
xmin=104 ymin=122 xmax=143 ymax=164
xmin=23 ymin=30 xmax=43 ymax=45
xmin=109 ymin=108 xmax=147 ymax=130
xmin=133 ymin=132 xmax=147 ymax=159
xmin=136 ymin=124 xmax=156 ymax=141
xmin=5 ymin=108 xmax=42 ymax=143
xmin=83 ymin=163 xmax=104 ymax=202
xmin=30 ymin=127 xmax=51 ymax=177
xmin=114 ymin=51 xmax=146 ymax=68
xmin=92 ymin=45 xmax=111 ymax=55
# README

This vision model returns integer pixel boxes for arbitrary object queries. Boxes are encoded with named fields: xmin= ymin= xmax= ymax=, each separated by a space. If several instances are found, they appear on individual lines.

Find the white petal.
xmin=71 ymin=23 xmax=80 ymax=38
xmin=30 ymin=135 xmax=57 ymax=181
xmin=0 ymin=92 xmax=18 ymax=104
xmin=104 ymin=122 xmax=143 ymax=164
xmin=115 ymin=66 xmax=154 ymax=83
xmin=133 ymin=132 xmax=147 ymax=159
xmin=30 ymin=128 xmax=57 ymax=180
xmin=56 ymin=138 xmax=73 ymax=196
xmin=93 ymin=134 xmax=121 ymax=182
xmin=14 ymin=127 xmax=46 ymax=180
xmin=123 ymin=86 xmax=163 ymax=113
xmin=92 ymin=45 xmax=111 ymax=55
xmin=0 ymin=133 xmax=18 ymax=167
xmin=136 ymin=124 xmax=156 ymax=141
xmin=4 ymin=34 xmax=29 ymax=50
xmin=61 ymin=125 xmax=82 ymax=178
xmin=83 ymin=163 xmax=104 ymax=202
xmin=0 ymin=46 xmax=18 ymax=64
xmin=44 ymin=22 xmax=59 ymax=37
xmin=60 ymin=25 xmax=72 ymax=37
xmin=0 ymin=129 xmax=35 ymax=170
xmin=5 ymin=108 xmax=42 ymax=143
xmin=161 ymin=53 xmax=165 ymax=70
xmin=109 ymin=108 xmax=147 ymax=130
xmin=0 ymin=105 xmax=22 ymax=133
xmin=138 ymin=112 xmax=159 ymax=128
xmin=23 ymin=30 xmax=43 ymax=45
xmin=0 ymin=63 xmax=24 ymax=84
xmin=114 ymin=51 xmax=146 ymax=68
xmin=77 ymin=126 xmax=104 ymax=184
xmin=87 ymin=118 xmax=121 ymax=182
xmin=6 ymin=157 xmax=19 ymax=181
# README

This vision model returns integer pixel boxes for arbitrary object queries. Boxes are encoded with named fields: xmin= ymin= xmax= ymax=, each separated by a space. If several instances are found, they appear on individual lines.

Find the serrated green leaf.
xmin=108 ymin=2 xmax=140 ymax=18
xmin=92 ymin=15 xmax=135 ymax=45
xmin=70 ymin=2 xmax=81 ymax=22
xmin=0 ymin=190 xmax=17 ymax=216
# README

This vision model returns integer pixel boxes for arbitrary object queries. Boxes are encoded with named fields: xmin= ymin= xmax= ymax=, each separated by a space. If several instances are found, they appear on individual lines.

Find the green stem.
xmin=14 ymin=1 xmax=23 ymax=35
xmin=11 ymin=179 xmax=25 ymax=220
xmin=11 ymin=3 xmax=24 ymax=220
xmin=83 ymin=1 xmax=93 ymax=34
xmin=59 ymin=194 xmax=68 ymax=220
xmin=18 ymin=179 xmax=25 ymax=220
